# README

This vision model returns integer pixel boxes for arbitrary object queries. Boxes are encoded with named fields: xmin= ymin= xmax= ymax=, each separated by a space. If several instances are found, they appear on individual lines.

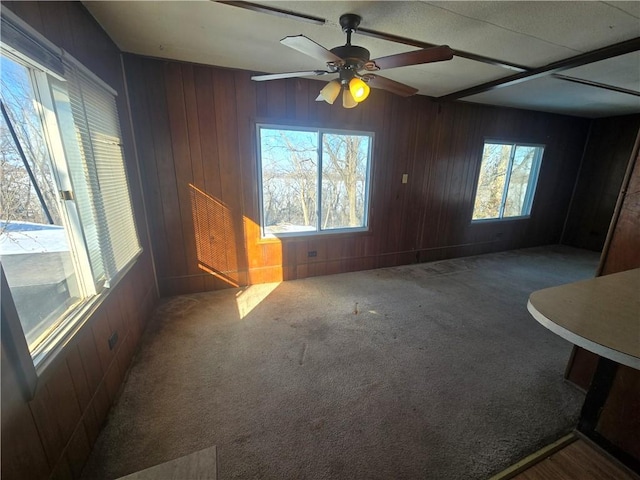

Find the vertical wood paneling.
xmin=146 ymin=60 xmax=187 ymax=279
xmin=600 ymin=143 xmax=640 ymax=276
xmin=45 ymin=362 xmax=82 ymax=446
xmin=376 ymin=92 xmax=400 ymax=262
xmin=49 ymin=455 xmax=73 ymax=480
xmin=195 ymin=67 xmax=222 ymax=200
xmin=82 ymin=402 xmax=101 ymax=448
xmin=213 ymin=70 xmax=248 ymax=286
xmin=164 ymin=63 xmax=199 ymax=279
xmin=125 ymin=56 xmax=590 ymax=293
xmin=564 ymin=126 xmax=640 ymax=463
xmin=66 ymin=347 xmax=91 ymax=412
xmin=1 ymin=346 xmax=50 ymax=480
xmin=76 ymin=328 xmax=103 ymax=394
xmin=564 ymin=115 xmax=640 ymax=251
xmin=65 ymin=423 xmax=91 ymax=479
xmin=122 ymin=59 xmax=170 ymax=281
xmin=29 ymin=384 xmax=65 ymax=468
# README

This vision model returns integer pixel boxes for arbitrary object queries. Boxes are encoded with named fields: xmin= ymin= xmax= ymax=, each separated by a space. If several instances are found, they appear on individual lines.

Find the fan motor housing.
xmin=330 ymin=45 xmax=370 ymax=69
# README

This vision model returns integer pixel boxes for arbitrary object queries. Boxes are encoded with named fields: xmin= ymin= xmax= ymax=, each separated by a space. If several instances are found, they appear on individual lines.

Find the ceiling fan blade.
xmin=281 ymin=35 xmax=343 ymax=65
xmin=251 ymin=70 xmax=331 ymax=81
xmin=370 ymin=45 xmax=454 ymax=71
xmin=363 ymin=74 xmax=418 ymax=97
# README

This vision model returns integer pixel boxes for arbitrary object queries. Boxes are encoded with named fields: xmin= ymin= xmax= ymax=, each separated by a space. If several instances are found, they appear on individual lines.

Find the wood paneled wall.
xmin=1 ymin=3 xmax=158 ymax=480
xmin=568 ymin=128 xmax=640 ymax=463
xmin=592 ymin=130 xmax=640 ymax=462
xmin=565 ymin=121 xmax=640 ymax=391
xmin=599 ymin=142 xmax=640 ymax=276
xmin=562 ymin=114 xmax=640 ymax=251
xmin=124 ymin=55 xmax=591 ymax=296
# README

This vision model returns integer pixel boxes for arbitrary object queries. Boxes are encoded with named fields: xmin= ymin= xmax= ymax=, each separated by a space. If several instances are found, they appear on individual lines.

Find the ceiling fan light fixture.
xmin=318 ymin=79 xmax=341 ymax=104
xmin=343 ymin=87 xmax=357 ymax=108
xmin=349 ymin=77 xmax=370 ymax=102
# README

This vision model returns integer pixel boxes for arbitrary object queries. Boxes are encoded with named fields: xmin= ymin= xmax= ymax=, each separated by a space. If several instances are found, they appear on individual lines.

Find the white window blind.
xmin=62 ymin=60 xmax=141 ymax=287
xmin=1 ymin=9 xmax=144 ymax=374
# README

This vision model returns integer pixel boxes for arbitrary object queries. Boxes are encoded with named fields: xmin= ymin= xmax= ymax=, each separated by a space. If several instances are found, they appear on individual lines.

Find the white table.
xmin=527 ymin=268 xmax=640 ymax=370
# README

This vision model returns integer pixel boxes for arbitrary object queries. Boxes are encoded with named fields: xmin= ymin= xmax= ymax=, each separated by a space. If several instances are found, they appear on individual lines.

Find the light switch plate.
xmin=402 ymin=174 xmax=408 ymax=184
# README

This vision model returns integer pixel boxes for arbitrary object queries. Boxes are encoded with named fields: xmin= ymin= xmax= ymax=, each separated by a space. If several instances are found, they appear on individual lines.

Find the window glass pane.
xmin=472 ymin=143 xmax=512 ymax=220
xmin=0 ymin=55 xmax=81 ymax=350
xmin=504 ymin=145 xmax=538 ymax=217
xmin=321 ymin=133 xmax=369 ymax=230
xmin=260 ymin=128 xmax=318 ymax=235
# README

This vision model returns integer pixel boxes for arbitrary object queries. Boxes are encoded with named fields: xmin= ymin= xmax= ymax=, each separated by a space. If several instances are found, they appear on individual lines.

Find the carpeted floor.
xmin=82 ymin=245 xmax=599 ymax=480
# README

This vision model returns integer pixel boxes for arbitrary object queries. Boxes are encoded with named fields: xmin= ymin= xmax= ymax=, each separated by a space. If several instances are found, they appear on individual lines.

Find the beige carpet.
xmin=82 ymin=245 xmax=599 ymax=480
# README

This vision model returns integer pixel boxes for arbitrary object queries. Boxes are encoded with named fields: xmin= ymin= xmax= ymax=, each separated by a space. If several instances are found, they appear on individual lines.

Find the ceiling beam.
xmin=438 ymin=37 xmax=640 ymax=101
xmin=216 ymin=1 xmax=325 ymax=25
xmin=356 ymin=27 xmax=529 ymax=73
xmin=216 ymin=0 xmax=529 ymax=73
xmin=553 ymin=74 xmax=640 ymax=97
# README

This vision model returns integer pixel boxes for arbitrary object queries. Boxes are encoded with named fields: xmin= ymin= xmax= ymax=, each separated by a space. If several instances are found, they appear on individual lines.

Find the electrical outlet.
xmin=308 ymin=250 xmax=317 ymax=257
xmin=402 ymin=173 xmax=408 ymax=184
xmin=108 ymin=331 xmax=118 ymax=351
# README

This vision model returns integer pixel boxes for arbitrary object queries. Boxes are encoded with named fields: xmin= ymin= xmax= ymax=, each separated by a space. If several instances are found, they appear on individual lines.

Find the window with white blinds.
xmin=61 ymin=61 xmax=141 ymax=286
xmin=0 ymin=8 xmax=141 ymax=369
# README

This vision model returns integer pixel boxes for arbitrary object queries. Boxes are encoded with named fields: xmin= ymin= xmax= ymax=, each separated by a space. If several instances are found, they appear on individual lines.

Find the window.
xmin=0 ymin=22 xmax=140 ymax=369
xmin=258 ymin=126 xmax=373 ymax=236
xmin=471 ymin=141 xmax=544 ymax=221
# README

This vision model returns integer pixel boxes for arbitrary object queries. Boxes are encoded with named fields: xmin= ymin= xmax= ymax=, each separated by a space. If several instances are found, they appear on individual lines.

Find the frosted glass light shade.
xmin=342 ymin=88 xmax=357 ymax=108
xmin=317 ymin=80 xmax=341 ymax=104
xmin=349 ymin=77 xmax=370 ymax=102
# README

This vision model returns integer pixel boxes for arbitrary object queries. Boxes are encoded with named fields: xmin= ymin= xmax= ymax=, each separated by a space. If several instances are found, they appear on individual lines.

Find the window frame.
xmin=31 ymin=62 xmax=99 ymax=298
xmin=256 ymin=123 xmax=374 ymax=238
xmin=470 ymin=139 xmax=544 ymax=223
xmin=0 ymin=8 xmax=142 ymax=382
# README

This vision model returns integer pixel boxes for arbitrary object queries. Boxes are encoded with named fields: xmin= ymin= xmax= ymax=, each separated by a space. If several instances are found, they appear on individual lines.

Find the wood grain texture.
xmin=124 ymin=54 xmax=592 ymax=296
xmin=594 ymin=145 xmax=640 ymax=461
xmin=564 ymin=127 xmax=640 ymax=463
xmin=565 ymin=346 xmax=600 ymax=391
xmin=601 ymin=189 xmax=640 ymax=276
xmin=596 ymin=365 xmax=640 ymax=461
xmin=563 ymin=115 xmax=640 ymax=252
xmin=1 ymin=345 xmax=50 ymax=480
xmin=1 ymin=3 xmax=159 ymax=480
xmin=564 ymin=121 xmax=639 ymax=389
xmin=512 ymin=439 xmax=637 ymax=480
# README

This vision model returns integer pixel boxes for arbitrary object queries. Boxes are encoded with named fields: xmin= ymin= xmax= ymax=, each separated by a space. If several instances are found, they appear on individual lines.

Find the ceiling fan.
xmin=251 ymin=14 xmax=454 ymax=108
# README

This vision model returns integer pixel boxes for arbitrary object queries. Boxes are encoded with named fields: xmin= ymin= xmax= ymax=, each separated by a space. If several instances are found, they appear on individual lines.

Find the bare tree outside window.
xmin=321 ymin=134 xmax=369 ymax=230
xmin=1 ymin=54 xmax=81 ymax=350
xmin=258 ymin=126 xmax=372 ymax=236
xmin=504 ymin=146 xmax=537 ymax=217
xmin=260 ymin=129 xmax=318 ymax=233
xmin=1 ymin=57 xmax=62 ymax=231
xmin=472 ymin=142 xmax=543 ymax=221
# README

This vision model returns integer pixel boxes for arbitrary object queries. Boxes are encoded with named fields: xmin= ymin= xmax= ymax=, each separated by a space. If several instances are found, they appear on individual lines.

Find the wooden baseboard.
xmin=488 ymin=433 xmax=577 ymax=480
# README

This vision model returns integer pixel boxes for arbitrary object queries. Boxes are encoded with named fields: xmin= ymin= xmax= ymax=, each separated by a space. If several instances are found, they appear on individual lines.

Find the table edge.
xmin=526 ymin=300 xmax=640 ymax=370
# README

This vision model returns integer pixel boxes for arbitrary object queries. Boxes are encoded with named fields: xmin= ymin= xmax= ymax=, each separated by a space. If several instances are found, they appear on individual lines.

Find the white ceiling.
xmin=83 ymin=1 xmax=640 ymax=118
